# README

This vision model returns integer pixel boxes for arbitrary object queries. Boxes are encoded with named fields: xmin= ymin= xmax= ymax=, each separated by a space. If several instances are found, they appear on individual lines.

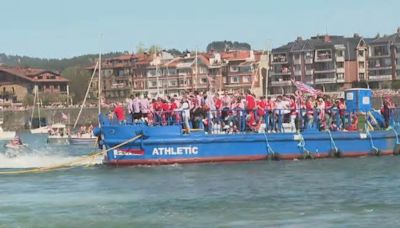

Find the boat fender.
xmin=268 ymin=153 xmax=280 ymax=161
xmin=393 ymin=144 xmax=400 ymax=155
xmin=329 ymin=148 xmax=342 ymax=158
xmin=303 ymin=151 xmax=314 ymax=160
xmin=370 ymin=147 xmax=381 ymax=156
xmin=93 ymin=127 xmax=101 ymax=137
xmin=98 ymin=137 xmax=104 ymax=149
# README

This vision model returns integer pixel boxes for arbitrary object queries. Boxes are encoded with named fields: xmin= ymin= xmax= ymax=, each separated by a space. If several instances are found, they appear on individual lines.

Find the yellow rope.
xmin=0 ymin=134 xmax=143 ymax=175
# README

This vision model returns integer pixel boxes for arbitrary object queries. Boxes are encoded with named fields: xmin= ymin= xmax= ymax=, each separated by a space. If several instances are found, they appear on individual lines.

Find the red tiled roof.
xmin=221 ymin=50 xmax=250 ymax=60
xmin=0 ymin=66 xmax=68 ymax=83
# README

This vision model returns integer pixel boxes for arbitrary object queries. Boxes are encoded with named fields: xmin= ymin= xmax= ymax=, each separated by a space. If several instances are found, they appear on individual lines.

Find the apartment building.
xmin=89 ymin=50 xmax=268 ymax=101
xmin=0 ymin=66 xmax=69 ymax=103
xmin=269 ymin=34 xmax=368 ymax=95
xmin=367 ymin=28 xmax=400 ymax=89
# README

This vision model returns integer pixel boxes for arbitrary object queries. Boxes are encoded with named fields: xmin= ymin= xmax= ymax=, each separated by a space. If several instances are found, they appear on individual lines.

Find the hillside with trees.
xmin=206 ymin=41 xmax=251 ymax=52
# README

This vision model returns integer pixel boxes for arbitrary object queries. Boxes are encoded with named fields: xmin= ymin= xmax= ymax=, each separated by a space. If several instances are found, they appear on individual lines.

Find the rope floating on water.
xmin=0 ymin=134 xmax=143 ymax=175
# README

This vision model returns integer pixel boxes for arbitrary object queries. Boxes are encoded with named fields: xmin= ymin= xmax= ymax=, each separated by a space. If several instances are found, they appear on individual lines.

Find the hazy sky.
xmin=1 ymin=0 xmax=399 ymax=58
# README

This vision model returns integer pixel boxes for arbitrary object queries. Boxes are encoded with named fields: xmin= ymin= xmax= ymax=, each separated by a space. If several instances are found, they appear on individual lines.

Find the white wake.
xmin=0 ymin=150 xmax=103 ymax=169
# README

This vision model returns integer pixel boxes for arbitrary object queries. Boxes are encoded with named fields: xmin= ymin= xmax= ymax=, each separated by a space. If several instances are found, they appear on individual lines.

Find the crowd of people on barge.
xmin=110 ymin=89 xmax=396 ymax=134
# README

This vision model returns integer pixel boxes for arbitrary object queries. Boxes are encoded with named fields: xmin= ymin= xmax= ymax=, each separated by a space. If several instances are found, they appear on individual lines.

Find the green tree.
xmin=148 ymin=45 xmax=162 ymax=54
xmin=61 ymin=66 xmax=91 ymax=104
xmin=135 ymin=42 xmax=147 ymax=54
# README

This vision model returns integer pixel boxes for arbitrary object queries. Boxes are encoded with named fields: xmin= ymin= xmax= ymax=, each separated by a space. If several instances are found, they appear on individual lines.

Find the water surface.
xmin=0 ymin=133 xmax=399 ymax=227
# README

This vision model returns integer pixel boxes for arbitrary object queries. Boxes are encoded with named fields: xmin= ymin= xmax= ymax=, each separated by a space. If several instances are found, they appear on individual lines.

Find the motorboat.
xmin=47 ymin=123 xmax=69 ymax=144
xmin=0 ymin=126 xmax=16 ymax=141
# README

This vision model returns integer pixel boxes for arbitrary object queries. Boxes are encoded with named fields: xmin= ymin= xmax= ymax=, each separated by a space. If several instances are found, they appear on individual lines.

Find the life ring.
xmin=393 ymin=144 xmax=400 ymax=155
xmin=329 ymin=148 xmax=342 ymax=158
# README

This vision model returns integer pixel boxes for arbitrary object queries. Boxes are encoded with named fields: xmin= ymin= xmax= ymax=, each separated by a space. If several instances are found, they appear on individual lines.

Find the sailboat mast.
xmin=30 ymin=85 xmax=37 ymax=128
xmin=98 ymin=52 xmax=102 ymax=115
xmin=37 ymin=88 xmax=41 ymax=128
xmin=195 ymin=48 xmax=198 ymax=91
xmin=73 ymin=61 xmax=99 ymax=129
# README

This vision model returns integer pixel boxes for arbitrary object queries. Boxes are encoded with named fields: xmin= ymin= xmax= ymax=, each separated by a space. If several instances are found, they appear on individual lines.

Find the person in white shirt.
xmin=175 ymin=94 xmax=191 ymax=133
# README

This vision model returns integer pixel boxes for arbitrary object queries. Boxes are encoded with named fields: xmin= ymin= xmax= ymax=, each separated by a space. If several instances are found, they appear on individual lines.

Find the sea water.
xmin=1 ymin=133 xmax=400 ymax=227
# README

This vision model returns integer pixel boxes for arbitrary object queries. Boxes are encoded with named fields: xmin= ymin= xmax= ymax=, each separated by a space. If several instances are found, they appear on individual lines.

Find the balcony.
xmin=368 ymin=66 xmax=391 ymax=71
xmin=270 ymin=70 xmax=291 ymax=76
xmin=272 ymin=54 xmax=288 ymax=64
xmin=271 ymin=80 xmax=292 ymax=86
xmin=314 ymin=78 xmax=336 ymax=84
xmin=305 ymin=69 xmax=313 ymax=75
xmin=305 ymin=58 xmax=313 ymax=64
xmin=336 ymin=56 xmax=345 ymax=62
xmin=368 ymin=75 xmax=392 ymax=81
xmin=314 ymin=68 xmax=336 ymax=74
xmin=336 ymin=68 xmax=345 ymax=73
xmin=110 ymin=83 xmax=127 ymax=89
xmin=315 ymin=50 xmax=333 ymax=62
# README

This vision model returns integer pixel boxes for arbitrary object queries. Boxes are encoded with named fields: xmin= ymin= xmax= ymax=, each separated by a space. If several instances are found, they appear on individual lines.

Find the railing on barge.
xmin=104 ymin=107 xmax=400 ymax=134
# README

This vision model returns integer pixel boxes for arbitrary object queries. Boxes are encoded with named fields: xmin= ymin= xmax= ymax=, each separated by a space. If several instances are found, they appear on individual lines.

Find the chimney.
xmin=397 ymin=27 xmax=400 ymax=34
xmin=353 ymin=33 xmax=360 ymax=38
xmin=296 ymin=36 xmax=303 ymax=41
xmin=324 ymin=34 xmax=331 ymax=43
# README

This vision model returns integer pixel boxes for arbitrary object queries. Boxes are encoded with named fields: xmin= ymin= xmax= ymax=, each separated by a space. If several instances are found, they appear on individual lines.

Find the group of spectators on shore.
xmin=109 ymin=89 xmax=396 ymax=134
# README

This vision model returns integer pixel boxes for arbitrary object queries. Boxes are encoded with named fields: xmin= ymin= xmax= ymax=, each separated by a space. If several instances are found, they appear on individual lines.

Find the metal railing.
xmin=103 ymin=107 xmax=400 ymax=134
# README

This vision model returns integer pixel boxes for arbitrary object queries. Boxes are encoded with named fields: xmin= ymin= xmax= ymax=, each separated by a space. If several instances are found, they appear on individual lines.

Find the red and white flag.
xmin=61 ymin=112 xmax=68 ymax=120
xmin=291 ymin=80 xmax=323 ymax=96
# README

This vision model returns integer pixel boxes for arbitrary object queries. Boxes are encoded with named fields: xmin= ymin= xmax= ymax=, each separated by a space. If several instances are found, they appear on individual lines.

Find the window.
xmin=200 ymin=78 xmax=207 ymax=84
xmin=336 ymin=50 xmax=344 ymax=57
xmin=149 ymin=81 xmax=157 ymax=88
xmin=294 ymin=54 xmax=300 ymax=60
xmin=337 ymin=73 xmax=344 ymax=79
xmin=359 ymin=73 xmax=365 ymax=80
xmin=358 ymin=50 xmax=364 ymax=57
xmin=230 ymin=66 xmax=239 ymax=72
xmin=243 ymin=76 xmax=251 ymax=83
xmin=337 ymin=62 xmax=344 ymax=68
xmin=230 ymin=77 xmax=240 ymax=83
xmin=169 ymin=80 xmax=177 ymax=86
xmin=358 ymin=62 xmax=364 ymax=69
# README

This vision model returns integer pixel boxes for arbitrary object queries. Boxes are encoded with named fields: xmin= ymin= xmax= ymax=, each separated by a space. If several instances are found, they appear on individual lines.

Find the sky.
xmin=1 ymin=0 xmax=399 ymax=58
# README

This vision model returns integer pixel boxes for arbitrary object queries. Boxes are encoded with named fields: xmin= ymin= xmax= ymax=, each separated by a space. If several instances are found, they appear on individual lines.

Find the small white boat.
xmin=47 ymin=123 xmax=69 ymax=144
xmin=0 ymin=126 xmax=16 ymax=140
xmin=30 ymin=126 xmax=49 ymax=134
xmin=69 ymin=133 xmax=97 ymax=145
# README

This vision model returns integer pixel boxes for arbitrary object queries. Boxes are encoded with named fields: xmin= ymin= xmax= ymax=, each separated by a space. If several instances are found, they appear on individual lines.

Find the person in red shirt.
xmin=245 ymin=89 xmax=256 ymax=129
xmin=256 ymin=96 xmax=266 ymax=124
xmin=113 ymin=103 xmax=126 ymax=124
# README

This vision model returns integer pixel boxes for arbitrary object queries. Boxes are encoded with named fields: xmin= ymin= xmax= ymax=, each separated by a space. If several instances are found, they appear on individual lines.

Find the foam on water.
xmin=0 ymin=147 xmax=103 ymax=169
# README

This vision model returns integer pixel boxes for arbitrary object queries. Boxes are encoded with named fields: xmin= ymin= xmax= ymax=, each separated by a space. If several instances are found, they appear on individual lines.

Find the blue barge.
xmin=94 ymin=89 xmax=400 ymax=166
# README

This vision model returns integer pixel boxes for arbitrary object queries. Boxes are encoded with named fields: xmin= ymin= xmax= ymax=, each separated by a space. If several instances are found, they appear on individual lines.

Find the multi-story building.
xmin=0 ymin=66 xmax=69 ymax=103
xmin=269 ymin=34 xmax=368 ymax=95
xmin=367 ymin=28 xmax=400 ymax=89
xmin=89 ymin=50 xmax=269 ymax=101
xmin=222 ymin=50 xmax=266 ymax=96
